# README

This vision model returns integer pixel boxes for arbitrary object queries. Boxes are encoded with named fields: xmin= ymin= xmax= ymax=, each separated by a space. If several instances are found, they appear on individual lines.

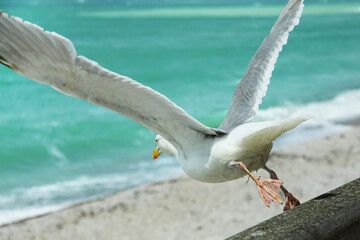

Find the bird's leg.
xmin=235 ymin=162 xmax=283 ymax=207
xmin=263 ymin=165 xmax=300 ymax=211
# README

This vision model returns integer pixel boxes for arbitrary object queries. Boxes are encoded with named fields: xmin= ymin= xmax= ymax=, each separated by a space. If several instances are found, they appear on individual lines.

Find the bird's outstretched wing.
xmin=0 ymin=11 xmax=221 ymax=151
xmin=219 ymin=0 xmax=304 ymax=131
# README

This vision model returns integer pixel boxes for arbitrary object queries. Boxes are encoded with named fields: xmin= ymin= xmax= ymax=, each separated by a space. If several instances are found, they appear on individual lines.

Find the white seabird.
xmin=0 ymin=0 xmax=306 ymax=211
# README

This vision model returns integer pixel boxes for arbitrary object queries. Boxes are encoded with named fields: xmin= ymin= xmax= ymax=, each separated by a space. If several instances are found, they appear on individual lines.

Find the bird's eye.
xmin=155 ymin=139 xmax=158 ymax=143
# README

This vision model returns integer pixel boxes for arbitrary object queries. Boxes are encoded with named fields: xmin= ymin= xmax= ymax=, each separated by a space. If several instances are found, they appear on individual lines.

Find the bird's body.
xmin=0 ymin=0 xmax=306 ymax=210
xmin=159 ymin=117 xmax=307 ymax=183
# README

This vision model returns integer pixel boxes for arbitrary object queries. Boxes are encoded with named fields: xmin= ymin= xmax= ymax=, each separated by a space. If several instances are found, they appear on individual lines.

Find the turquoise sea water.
xmin=0 ymin=0 xmax=359 ymax=224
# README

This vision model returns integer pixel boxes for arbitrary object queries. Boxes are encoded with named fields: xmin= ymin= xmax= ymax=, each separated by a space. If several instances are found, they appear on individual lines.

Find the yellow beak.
xmin=153 ymin=147 xmax=161 ymax=160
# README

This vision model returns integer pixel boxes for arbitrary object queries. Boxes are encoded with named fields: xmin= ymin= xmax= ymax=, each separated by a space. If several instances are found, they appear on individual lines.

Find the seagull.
xmin=0 ymin=0 xmax=305 ymax=211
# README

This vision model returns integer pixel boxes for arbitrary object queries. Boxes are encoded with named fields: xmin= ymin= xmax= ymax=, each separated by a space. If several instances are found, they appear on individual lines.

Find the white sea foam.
xmin=0 ymin=205 xmax=69 ymax=226
xmin=256 ymin=89 xmax=360 ymax=123
xmin=256 ymin=89 xmax=360 ymax=148
xmin=78 ymin=4 xmax=360 ymax=19
xmin=0 ymin=158 xmax=182 ymax=226
xmin=48 ymin=145 xmax=68 ymax=162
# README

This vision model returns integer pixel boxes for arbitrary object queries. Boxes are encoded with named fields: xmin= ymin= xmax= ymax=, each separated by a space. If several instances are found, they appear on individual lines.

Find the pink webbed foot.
xmin=256 ymin=178 xmax=283 ymax=207
xmin=237 ymin=162 xmax=283 ymax=207
xmin=263 ymin=165 xmax=301 ymax=211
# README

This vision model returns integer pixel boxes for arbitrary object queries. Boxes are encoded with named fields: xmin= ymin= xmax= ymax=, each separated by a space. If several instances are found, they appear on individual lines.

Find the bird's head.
xmin=153 ymin=135 xmax=177 ymax=160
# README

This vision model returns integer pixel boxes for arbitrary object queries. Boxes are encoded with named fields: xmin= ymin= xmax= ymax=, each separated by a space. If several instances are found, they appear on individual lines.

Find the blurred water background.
xmin=0 ymin=0 xmax=359 ymax=225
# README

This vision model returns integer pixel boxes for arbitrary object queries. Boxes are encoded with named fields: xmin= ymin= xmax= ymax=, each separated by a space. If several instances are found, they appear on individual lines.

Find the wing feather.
xmin=219 ymin=0 xmax=304 ymax=130
xmin=0 ymin=11 xmax=220 ymax=150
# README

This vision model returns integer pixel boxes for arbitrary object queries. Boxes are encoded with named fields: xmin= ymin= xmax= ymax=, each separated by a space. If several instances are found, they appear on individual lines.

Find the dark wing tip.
xmin=0 ymin=12 xmax=18 ymax=70
xmin=0 ymin=55 xmax=15 ymax=70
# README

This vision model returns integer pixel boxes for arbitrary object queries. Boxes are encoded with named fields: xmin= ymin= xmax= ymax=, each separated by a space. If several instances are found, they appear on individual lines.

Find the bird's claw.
xmin=283 ymin=192 xmax=300 ymax=211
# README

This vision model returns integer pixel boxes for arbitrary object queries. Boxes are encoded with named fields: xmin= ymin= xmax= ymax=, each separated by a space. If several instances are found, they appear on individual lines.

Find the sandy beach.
xmin=0 ymin=126 xmax=359 ymax=240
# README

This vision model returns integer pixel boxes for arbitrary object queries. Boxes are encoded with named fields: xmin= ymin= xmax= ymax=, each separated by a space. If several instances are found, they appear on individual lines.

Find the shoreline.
xmin=1 ymin=126 xmax=360 ymax=239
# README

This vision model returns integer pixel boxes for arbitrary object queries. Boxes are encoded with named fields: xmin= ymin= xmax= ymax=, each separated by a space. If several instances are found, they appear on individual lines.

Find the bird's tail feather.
xmin=242 ymin=116 xmax=310 ymax=149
